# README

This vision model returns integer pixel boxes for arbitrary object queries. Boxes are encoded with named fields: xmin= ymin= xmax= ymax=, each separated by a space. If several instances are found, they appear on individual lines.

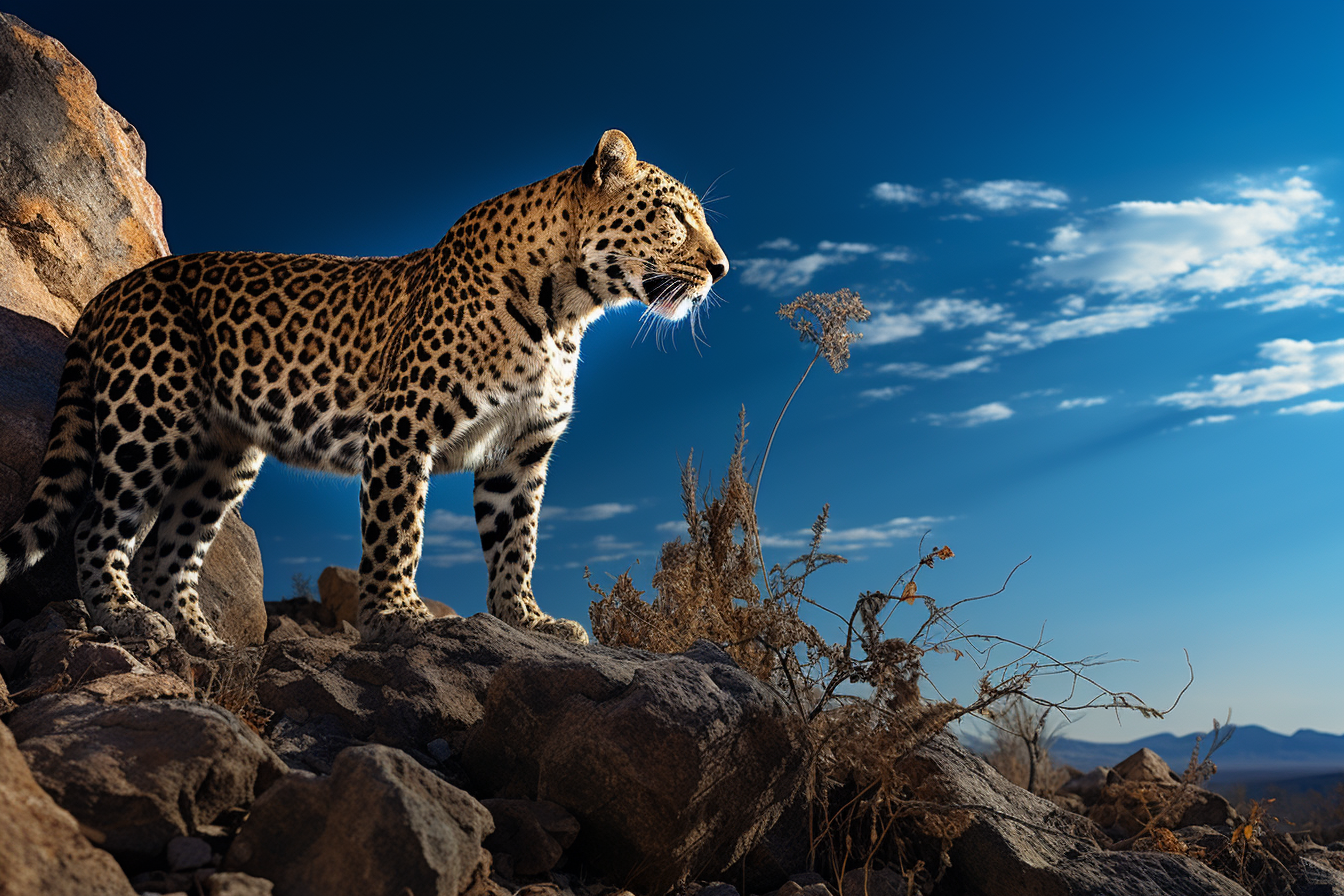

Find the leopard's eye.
xmin=673 ymin=207 xmax=688 ymax=226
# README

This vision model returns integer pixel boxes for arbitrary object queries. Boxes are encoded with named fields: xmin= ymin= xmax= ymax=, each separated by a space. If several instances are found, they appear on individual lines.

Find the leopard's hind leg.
xmin=133 ymin=429 xmax=265 ymax=655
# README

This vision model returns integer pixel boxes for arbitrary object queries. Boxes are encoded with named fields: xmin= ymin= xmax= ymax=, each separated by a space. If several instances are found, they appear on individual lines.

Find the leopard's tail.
xmin=0 ymin=329 xmax=96 ymax=584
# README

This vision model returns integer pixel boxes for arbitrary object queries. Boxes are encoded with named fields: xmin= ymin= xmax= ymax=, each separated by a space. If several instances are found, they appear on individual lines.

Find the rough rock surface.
xmin=481 ymin=798 xmax=580 ymax=875
xmin=907 ymin=734 xmax=1251 ymax=895
xmin=205 ymin=872 xmax=276 ymax=896
xmin=1113 ymin=746 xmax=1181 ymax=784
xmin=226 ymin=744 xmax=494 ymax=896
xmin=0 ymin=13 xmax=264 ymax=648
xmin=463 ymin=639 xmax=806 ymax=894
xmin=0 ymin=720 xmax=137 ymax=896
xmin=7 ymin=689 xmax=287 ymax=858
xmin=253 ymin=613 xmax=607 ymax=771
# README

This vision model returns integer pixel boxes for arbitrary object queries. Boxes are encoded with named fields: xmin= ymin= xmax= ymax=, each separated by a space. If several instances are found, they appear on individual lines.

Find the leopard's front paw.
xmin=98 ymin=602 xmax=178 ymax=647
xmin=359 ymin=603 xmax=435 ymax=642
xmin=532 ymin=615 xmax=590 ymax=645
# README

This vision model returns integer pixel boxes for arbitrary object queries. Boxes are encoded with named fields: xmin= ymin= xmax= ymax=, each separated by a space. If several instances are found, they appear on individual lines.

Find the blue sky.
xmin=14 ymin=2 xmax=1343 ymax=741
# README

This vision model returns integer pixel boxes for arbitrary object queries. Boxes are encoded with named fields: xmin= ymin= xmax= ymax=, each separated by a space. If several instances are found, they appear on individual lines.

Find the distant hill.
xmin=1048 ymin=725 xmax=1344 ymax=785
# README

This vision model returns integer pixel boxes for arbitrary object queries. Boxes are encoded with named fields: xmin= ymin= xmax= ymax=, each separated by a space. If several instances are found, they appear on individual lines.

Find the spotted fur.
xmin=0 ymin=130 xmax=728 ymax=653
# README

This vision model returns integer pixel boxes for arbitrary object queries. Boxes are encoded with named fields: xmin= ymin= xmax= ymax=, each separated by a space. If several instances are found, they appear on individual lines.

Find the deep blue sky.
xmin=13 ymin=2 xmax=1343 ymax=741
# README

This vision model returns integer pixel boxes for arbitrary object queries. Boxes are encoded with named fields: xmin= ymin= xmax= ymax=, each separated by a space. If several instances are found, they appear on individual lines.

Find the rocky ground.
xmin=4 ymin=11 xmax=1344 ymax=896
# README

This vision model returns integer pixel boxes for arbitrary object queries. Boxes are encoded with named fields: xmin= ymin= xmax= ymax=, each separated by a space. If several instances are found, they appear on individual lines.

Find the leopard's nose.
xmin=707 ymin=257 xmax=729 ymax=282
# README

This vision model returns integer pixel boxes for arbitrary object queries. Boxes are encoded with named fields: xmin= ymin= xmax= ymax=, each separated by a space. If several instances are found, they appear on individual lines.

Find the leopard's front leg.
xmin=473 ymin=433 xmax=588 ymax=644
xmin=357 ymin=416 xmax=435 ymax=639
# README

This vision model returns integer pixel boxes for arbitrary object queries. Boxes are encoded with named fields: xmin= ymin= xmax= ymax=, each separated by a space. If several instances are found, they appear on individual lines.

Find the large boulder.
xmin=252 ymin=613 xmax=600 ymax=772
xmin=226 ymin=744 xmax=494 ymax=896
xmin=905 ymin=734 xmax=1251 ymax=895
xmin=253 ymin=615 xmax=807 ymax=893
xmin=0 ymin=13 xmax=264 ymax=648
xmin=0 ymin=720 xmax=137 ymax=896
xmin=463 ymin=639 xmax=806 ymax=895
xmin=7 ymin=687 xmax=287 ymax=859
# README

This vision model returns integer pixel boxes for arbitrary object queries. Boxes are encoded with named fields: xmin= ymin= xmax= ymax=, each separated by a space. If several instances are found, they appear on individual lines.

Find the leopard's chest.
xmin=431 ymin=352 xmax=576 ymax=474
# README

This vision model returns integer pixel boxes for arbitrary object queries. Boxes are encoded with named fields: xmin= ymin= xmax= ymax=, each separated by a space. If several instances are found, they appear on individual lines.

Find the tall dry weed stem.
xmin=589 ymin=288 xmax=1182 ymax=886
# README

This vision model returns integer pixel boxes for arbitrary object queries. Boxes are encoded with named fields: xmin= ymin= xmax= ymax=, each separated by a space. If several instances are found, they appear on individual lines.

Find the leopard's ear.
xmin=580 ymin=130 xmax=639 ymax=194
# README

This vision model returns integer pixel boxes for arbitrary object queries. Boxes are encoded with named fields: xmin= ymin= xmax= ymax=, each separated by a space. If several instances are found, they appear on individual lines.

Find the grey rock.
xmin=907 ymin=734 xmax=1251 ymax=895
xmin=252 ymin=613 xmax=609 ymax=769
xmin=0 ymin=718 xmax=136 ymax=895
xmin=317 ymin=566 xmax=359 ymax=626
xmin=8 ymin=692 xmax=286 ymax=858
xmin=18 ymin=628 xmax=146 ymax=687
xmin=697 ymin=885 xmax=740 ymax=896
xmin=1114 ymin=747 xmax=1181 ymax=784
xmin=464 ymin=638 xmax=806 ymax=895
xmin=226 ymin=744 xmax=493 ymax=896
xmin=481 ymin=798 xmax=579 ymax=875
xmin=1061 ymin=766 xmax=1118 ymax=804
xmin=166 ymin=835 xmax=215 ymax=871
xmin=206 ymin=872 xmax=276 ymax=896
xmin=1297 ymin=855 xmax=1344 ymax=895
xmin=839 ymin=866 xmax=906 ymax=896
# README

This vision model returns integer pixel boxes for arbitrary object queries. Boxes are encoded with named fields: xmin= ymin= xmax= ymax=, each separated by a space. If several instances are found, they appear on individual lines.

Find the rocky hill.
xmin=3 ymin=11 xmax=1344 ymax=896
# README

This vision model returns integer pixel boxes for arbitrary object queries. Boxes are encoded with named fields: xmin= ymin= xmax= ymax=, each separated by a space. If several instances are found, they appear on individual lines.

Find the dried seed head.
xmin=776 ymin=288 xmax=870 ymax=372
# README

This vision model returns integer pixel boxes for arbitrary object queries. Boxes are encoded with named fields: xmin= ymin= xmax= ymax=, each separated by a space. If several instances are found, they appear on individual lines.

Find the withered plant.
xmin=589 ymin=288 xmax=1184 ymax=886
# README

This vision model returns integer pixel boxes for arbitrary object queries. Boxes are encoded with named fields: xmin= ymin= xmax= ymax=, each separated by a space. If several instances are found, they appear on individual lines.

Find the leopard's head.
xmin=573 ymin=130 xmax=728 ymax=323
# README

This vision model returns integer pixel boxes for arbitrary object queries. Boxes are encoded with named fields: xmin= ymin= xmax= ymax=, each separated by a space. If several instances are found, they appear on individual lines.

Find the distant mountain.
xmin=1048 ymin=725 xmax=1344 ymax=783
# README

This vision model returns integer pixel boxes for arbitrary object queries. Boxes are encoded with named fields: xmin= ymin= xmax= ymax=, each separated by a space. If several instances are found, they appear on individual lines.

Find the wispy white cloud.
xmin=758 ymin=237 xmax=799 ymax=251
xmin=1058 ymin=396 xmax=1109 ymax=410
xmin=562 ymin=534 xmax=642 ymax=568
xmin=923 ymin=402 xmax=1015 ymax=427
xmin=541 ymin=503 xmax=638 ymax=522
xmin=1031 ymin=175 xmax=1331 ymax=299
xmin=1188 ymin=415 xmax=1235 ymax=426
xmin=764 ymin=515 xmax=950 ymax=552
xmin=872 ymin=182 xmax=926 ymax=205
xmin=424 ymin=552 xmax=481 ymax=568
xmin=860 ymin=385 xmax=911 ymax=401
xmin=818 ymin=240 xmax=878 ymax=253
xmin=872 ymin=178 xmax=1068 ymax=213
xmin=280 ymin=556 xmax=322 ymax=565
xmin=1278 ymin=399 xmax=1344 ymax=415
xmin=759 ymin=532 xmax=809 ymax=549
xmin=978 ymin=300 xmax=1178 ymax=353
xmin=880 ymin=247 xmax=917 ymax=263
xmin=1157 ymin=337 xmax=1344 ymax=409
xmin=655 ymin=519 xmax=687 ymax=534
xmin=738 ymin=241 xmax=878 ymax=292
xmin=865 ymin=298 xmax=1008 ymax=346
xmin=957 ymin=179 xmax=1069 ymax=211
xmin=1225 ymin=283 xmax=1344 ymax=312
xmin=823 ymin=516 xmax=950 ymax=550
xmin=428 ymin=509 xmax=478 ymax=531
xmin=423 ymin=533 xmax=476 ymax=549
xmin=879 ymin=355 xmax=994 ymax=380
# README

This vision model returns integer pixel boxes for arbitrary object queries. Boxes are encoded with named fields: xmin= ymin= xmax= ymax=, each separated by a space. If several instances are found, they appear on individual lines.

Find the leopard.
xmin=0 ymin=129 xmax=728 ymax=655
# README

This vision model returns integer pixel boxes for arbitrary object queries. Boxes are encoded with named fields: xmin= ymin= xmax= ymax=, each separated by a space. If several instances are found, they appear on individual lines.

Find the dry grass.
xmin=195 ymin=645 xmax=272 ymax=735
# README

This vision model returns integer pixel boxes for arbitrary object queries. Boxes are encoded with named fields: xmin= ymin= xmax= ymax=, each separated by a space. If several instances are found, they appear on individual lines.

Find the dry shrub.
xmin=195 ymin=645 xmax=272 ymax=735
xmin=589 ymin=288 xmax=1177 ymax=886
xmin=981 ymin=695 xmax=1069 ymax=797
